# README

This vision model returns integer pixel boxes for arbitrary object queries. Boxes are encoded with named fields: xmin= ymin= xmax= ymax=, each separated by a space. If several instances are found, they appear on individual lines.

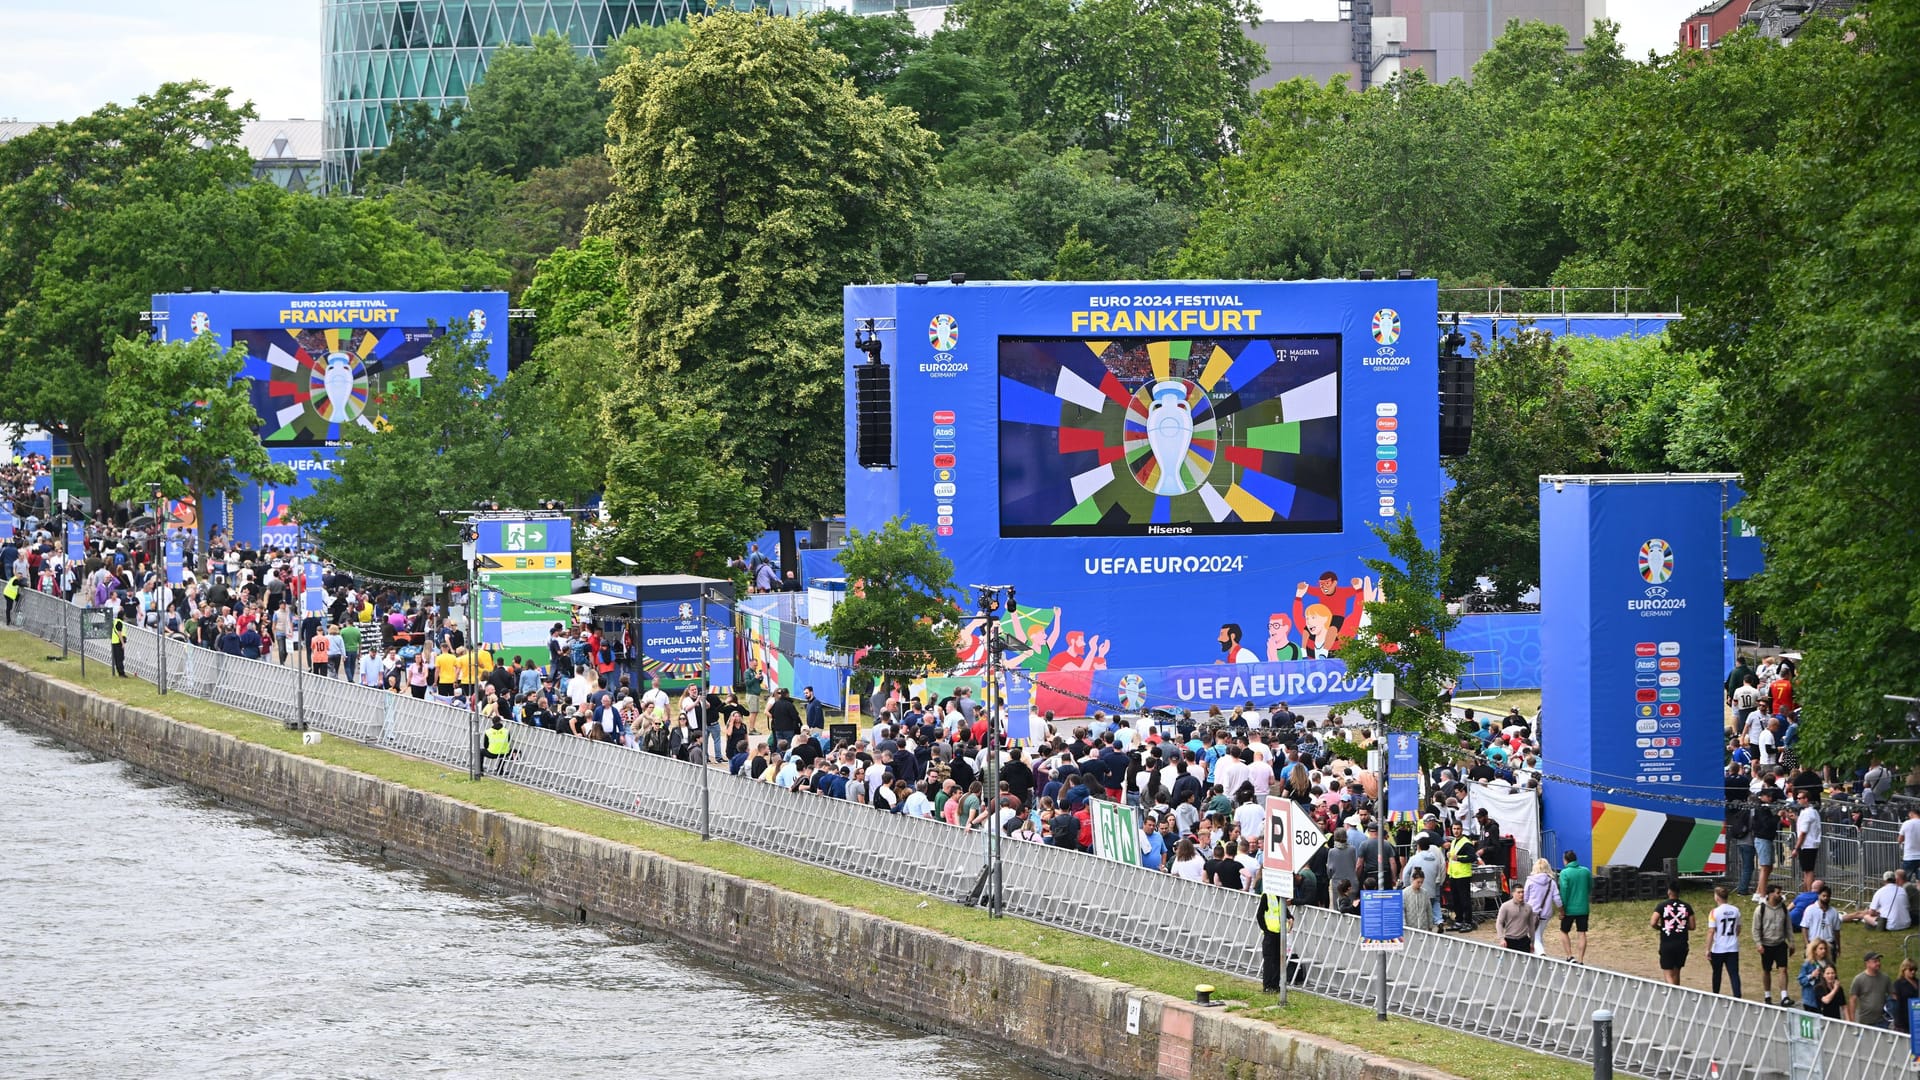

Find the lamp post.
xmin=971 ymin=583 xmax=1016 ymax=917
xmin=462 ymin=529 xmax=481 ymax=781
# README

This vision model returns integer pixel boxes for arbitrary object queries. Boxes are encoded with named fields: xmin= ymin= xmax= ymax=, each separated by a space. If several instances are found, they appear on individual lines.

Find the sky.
xmin=0 ymin=0 xmax=1701 ymax=125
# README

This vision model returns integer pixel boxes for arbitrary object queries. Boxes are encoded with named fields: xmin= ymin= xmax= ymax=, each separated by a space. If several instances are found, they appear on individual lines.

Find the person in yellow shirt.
xmin=433 ymin=647 xmax=460 ymax=695
xmin=473 ymin=644 xmax=494 ymax=678
xmin=450 ymin=644 xmax=472 ymax=688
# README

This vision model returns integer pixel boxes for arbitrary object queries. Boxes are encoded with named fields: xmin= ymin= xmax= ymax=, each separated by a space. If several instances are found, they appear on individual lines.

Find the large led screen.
xmin=233 ymin=325 xmax=444 ymax=447
xmin=997 ymin=335 xmax=1341 ymax=537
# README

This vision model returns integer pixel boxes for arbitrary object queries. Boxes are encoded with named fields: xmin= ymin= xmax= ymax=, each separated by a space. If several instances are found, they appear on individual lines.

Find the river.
xmin=0 ymin=721 xmax=1055 ymax=1080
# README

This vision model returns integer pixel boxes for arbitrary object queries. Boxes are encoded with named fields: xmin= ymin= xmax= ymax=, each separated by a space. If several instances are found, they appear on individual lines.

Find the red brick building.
xmin=1679 ymin=0 xmax=1752 ymax=49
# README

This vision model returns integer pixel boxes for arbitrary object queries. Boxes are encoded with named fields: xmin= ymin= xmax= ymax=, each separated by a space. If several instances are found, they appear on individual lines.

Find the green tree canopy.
xmin=599 ymin=11 xmax=936 ymax=569
xmin=293 ymin=327 xmax=573 ymax=579
xmin=1329 ymin=514 xmax=1465 ymax=760
xmin=99 ymin=333 xmax=296 ymax=552
xmin=596 ymin=403 xmax=761 ymax=579
xmin=0 ymin=95 xmax=501 ymax=508
xmin=817 ymin=519 xmax=961 ymax=677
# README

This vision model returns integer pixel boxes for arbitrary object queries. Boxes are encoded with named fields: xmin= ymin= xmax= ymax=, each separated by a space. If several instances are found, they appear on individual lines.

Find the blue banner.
xmin=1540 ymin=479 xmax=1725 ymax=873
xmin=1387 ymin=731 xmax=1421 ymax=823
xmin=707 ymin=603 xmax=735 ymax=693
xmin=164 ymin=537 xmax=184 ymax=586
xmin=1724 ymin=481 xmax=1765 ymax=582
xmin=0 ymin=501 xmax=14 ymax=540
xmin=1444 ymin=612 xmax=1542 ymax=691
xmin=303 ymin=558 xmax=325 ymax=617
xmin=65 ymin=520 xmax=83 ymax=561
xmin=1031 ymin=658 xmax=1370 ymax=718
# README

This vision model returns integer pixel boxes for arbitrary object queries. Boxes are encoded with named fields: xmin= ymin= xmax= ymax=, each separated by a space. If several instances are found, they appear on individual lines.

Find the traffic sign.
xmin=1263 ymin=795 xmax=1327 ymax=875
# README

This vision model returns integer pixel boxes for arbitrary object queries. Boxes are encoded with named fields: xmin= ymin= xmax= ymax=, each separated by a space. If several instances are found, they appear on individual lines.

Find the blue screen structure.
xmin=845 ymin=279 xmax=1441 ymax=678
xmin=150 ymin=291 xmax=510 ymax=548
xmin=997 ymin=335 xmax=1341 ymax=537
xmin=1539 ymin=478 xmax=1726 ymax=873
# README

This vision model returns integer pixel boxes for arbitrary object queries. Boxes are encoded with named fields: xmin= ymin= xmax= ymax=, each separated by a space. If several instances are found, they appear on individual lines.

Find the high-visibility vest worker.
xmin=1262 ymin=892 xmax=1287 ymax=933
xmin=486 ymin=723 xmax=511 ymax=757
xmin=3 ymin=578 xmax=19 ymax=600
xmin=1447 ymin=835 xmax=1476 ymax=879
xmin=110 ymin=616 xmax=126 ymax=645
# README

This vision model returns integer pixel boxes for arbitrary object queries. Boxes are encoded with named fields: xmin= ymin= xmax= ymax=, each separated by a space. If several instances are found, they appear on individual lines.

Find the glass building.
xmin=323 ymin=0 xmax=826 ymax=186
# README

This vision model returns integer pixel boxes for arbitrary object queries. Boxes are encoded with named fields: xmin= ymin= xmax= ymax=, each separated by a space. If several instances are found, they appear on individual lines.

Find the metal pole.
xmin=1278 ymin=896 xmax=1290 ymax=1007
xmin=1375 ymin=709 xmax=1390 ymax=1022
xmin=698 ymin=588 xmax=711 ymax=841
xmin=295 ymin=660 xmax=305 ymax=729
xmin=1591 ymin=1009 xmax=1614 ymax=1080
xmin=985 ymin=611 xmax=1002 ymax=917
xmin=156 ymin=622 xmax=167 ymax=695
xmin=468 ymin=561 xmax=481 ymax=781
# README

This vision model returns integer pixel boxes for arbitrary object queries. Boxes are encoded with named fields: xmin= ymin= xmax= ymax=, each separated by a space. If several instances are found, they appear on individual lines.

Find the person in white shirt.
xmin=1233 ymin=797 xmax=1265 ymax=847
xmin=641 ymin=676 xmax=670 ymax=719
xmin=1901 ymin=806 xmax=1920 ymax=877
xmin=1794 ymin=791 xmax=1823 ymax=891
xmin=1850 ymin=872 xmax=1913 ymax=932
xmin=1800 ymin=886 xmax=1842 ymax=958
xmin=567 ymin=670 xmax=596 ymax=710
xmin=1217 ymin=751 xmax=1248 ymax=799
xmin=902 ymin=785 xmax=933 ymax=818
xmin=1707 ymin=886 xmax=1744 ymax=998
xmin=1247 ymin=755 xmax=1274 ymax=800
xmin=1749 ymin=722 xmax=1777 ymax=765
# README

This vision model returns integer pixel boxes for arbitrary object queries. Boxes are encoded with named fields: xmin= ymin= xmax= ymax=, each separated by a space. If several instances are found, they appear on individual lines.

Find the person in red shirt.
xmin=1770 ymin=676 xmax=1794 ymax=716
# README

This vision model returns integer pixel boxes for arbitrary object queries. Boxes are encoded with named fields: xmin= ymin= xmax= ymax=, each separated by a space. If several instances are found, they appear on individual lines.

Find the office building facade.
xmin=323 ymin=0 xmax=826 ymax=186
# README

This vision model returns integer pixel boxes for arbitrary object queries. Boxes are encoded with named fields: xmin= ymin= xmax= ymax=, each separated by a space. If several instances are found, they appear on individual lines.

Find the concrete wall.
xmin=0 ymin=658 xmax=1453 ymax=1080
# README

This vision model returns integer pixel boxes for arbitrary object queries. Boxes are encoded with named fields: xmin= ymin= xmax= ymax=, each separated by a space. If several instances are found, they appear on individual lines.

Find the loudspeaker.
xmin=855 ymin=364 xmax=894 ymax=468
xmin=1438 ymin=351 xmax=1475 ymax=458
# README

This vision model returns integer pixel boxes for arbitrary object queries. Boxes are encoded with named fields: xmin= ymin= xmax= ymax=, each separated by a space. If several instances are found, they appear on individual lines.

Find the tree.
xmin=523 ymin=235 xmax=629 ymax=347
xmin=809 ymin=10 xmax=922 ymax=94
xmin=1328 ymin=514 xmax=1466 ymax=759
xmin=0 ymin=98 xmax=502 ymax=509
xmin=1440 ymin=329 xmax=1605 ymax=603
xmin=293 ymin=328 xmax=568 ymax=579
xmin=817 ymin=518 xmax=960 ymax=677
xmin=0 ymin=82 xmax=252 ymax=509
xmin=954 ymin=0 xmax=1264 ymax=199
xmin=1714 ymin=10 xmax=1920 ymax=766
xmin=499 ymin=319 xmax=626 ymax=502
xmin=596 ymin=404 xmax=761 ymax=579
xmin=599 ymin=11 xmax=937 ymax=573
xmin=882 ymin=30 xmax=1014 ymax=142
xmin=98 ymin=333 xmax=296 ymax=552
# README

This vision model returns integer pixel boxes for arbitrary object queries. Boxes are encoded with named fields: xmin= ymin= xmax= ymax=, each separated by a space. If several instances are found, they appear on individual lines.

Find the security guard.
xmin=1446 ymin=829 xmax=1478 ymax=930
xmin=110 ymin=606 xmax=129 ymax=678
xmin=1256 ymin=888 xmax=1294 ymax=992
xmin=3 ymin=572 xmax=21 ymax=626
xmin=482 ymin=715 xmax=511 ymax=776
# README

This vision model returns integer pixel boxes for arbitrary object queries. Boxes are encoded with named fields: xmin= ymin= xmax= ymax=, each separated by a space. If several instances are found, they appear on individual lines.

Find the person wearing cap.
xmin=1852 ymin=952 xmax=1894 ymax=1028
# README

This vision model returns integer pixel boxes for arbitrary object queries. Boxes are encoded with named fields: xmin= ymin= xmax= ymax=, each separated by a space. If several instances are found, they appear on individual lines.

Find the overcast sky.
xmin=0 ymin=0 xmax=1698 ymax=124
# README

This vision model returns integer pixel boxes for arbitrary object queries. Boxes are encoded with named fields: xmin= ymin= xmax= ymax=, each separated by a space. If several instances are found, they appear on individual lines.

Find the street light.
xmin=969 ymin=582 xmax=1016 ymax=917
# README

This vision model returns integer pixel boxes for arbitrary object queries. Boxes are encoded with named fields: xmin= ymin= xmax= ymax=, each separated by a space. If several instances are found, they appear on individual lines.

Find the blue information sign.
xmin=164 ymin=536 xmax=184 ymax=586
xmin=0 ymin=501 xmax=14 ymax=540
xmin=65 ymin=520 xmax=84 ymax=561
xmin=1910 ymin=999 xmax=1920 ymax=1063
xmin=1359 ymin=889 xmax=1405 ymax=951
xmin=1387 ymin=731 xmax=1421 ymax=824
xmin=303 ymin=558 xmax=325 ymax=617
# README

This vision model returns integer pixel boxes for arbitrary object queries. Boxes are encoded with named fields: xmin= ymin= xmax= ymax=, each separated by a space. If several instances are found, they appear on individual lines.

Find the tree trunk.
xmin=68 ymin=432 xmax=113 ymax=517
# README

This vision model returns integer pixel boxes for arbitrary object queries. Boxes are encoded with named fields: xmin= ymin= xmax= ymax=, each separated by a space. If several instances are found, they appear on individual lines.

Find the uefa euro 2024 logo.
xmin=467 ymin=308 xmax=487 ymax=341
xmin=189 ymin=312 xmax=212 ymax=337
xmin=1371 ymin=309 xmax=1401 ymax=346
xmin=1639 ymin=538 xmax=1674 ymax=585
xmin=928 ymin=313 xmax=959 ymax=351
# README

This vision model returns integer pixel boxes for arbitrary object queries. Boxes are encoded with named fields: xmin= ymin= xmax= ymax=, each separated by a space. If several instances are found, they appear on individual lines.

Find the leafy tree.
xmin=499 ymin=319 xmax=626 ymax=502
xmin=520 ymin=151 xmax=616 ymax=245
xmin=0 ymin=101 xmax=501 ymax=509
xmin=523 ymin=235 xmax=630 ymax=346
xmin=372 ymin=168 xmax=562 ymax=291
xmin=0 ymin=82 xmax=252 ymax=508
xmin=293 ymin=328 xmax=569 ymax=579
xmin=882 ymin=30 xmax=1014 ymax=143
xmin=809 ymin=10 xmax=922 ymax=93
xmin=98 ymin=333 xmax=296 ymax=552
xmin=817 ymin=518 xmax=960 ymax=677
xmin=599 ymin=11 xmax=937 ymax=572
xmin=596 ymin=403 xmax=761 ymax=579
xmin=1440 ymin=329 xmax=1605 ymax=603
xmin=954 ymin=0 xmax=1264 ymax=199
xmin=1328 ymin=514 xmax=1466 ymax=760
xmin=1713 ymin=10 xmax=1919 ymax=765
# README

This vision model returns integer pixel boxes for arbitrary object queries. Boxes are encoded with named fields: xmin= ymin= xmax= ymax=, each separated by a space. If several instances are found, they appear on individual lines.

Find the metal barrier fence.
xmin=10 ymin=587 xmax=1915 ymax=1080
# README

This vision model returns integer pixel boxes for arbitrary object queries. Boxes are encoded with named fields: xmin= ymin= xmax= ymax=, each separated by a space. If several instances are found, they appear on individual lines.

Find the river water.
xmin=0 ymin=721 xmax=1054 ymax=1080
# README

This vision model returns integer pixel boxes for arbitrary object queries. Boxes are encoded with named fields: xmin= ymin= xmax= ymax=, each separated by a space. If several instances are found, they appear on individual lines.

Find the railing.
xmin=9 ymin=587 xmax=1914 ymax=1080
